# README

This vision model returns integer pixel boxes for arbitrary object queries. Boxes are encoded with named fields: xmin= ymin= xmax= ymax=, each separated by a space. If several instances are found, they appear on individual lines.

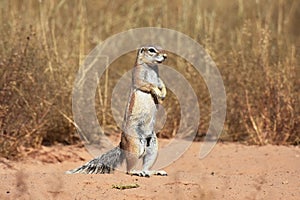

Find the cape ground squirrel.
xmin=66 ymin=45 xmax=167 ymax=177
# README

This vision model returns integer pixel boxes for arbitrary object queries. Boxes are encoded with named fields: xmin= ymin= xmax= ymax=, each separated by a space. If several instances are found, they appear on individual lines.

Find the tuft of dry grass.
xmin=0 ymin=0 xmax=299 ymax=158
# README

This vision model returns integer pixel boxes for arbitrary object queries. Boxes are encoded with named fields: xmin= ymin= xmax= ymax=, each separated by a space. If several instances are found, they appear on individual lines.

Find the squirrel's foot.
xmin=127 ymin=170 xmax=167 ymax=177
xmin=154 ymin=170 xmax=168 ymax=176
xmin=127 ymin=170 xmax=150 ymax=177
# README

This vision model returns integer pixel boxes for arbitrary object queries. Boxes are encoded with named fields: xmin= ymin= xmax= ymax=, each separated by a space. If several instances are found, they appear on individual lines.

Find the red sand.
xmin=0 ymin=141 xmax=299 ymax=199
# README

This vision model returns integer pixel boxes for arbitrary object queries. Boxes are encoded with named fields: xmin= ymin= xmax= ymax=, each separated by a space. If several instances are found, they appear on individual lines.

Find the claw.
xmin=155 ymin=170 xmax=168 ymax=176
xmin=127 ymin=170 xmax=167 ymax=177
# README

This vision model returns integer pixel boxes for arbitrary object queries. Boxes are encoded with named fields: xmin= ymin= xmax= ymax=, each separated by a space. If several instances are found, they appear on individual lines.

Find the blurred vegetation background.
xmin=0 ymin=0 xmax=299 ymax=159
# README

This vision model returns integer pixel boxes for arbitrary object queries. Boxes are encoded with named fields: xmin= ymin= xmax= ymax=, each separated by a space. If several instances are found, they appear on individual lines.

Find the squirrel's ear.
xmin=139 ymin=47 xmax=145 ymax=54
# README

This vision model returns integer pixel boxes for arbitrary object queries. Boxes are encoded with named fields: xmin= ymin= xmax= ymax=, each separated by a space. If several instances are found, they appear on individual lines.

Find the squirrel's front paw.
xmin=153 ymin=87 xmax=166 ymax=99
xmin=159 ymin=86 xmax=167 ymax=100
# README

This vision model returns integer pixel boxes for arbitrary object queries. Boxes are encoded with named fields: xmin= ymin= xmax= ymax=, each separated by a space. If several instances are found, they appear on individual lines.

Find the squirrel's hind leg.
xmin=143 ymin=135 xmax=168 ymax=176
xmin=128 ymin=135 xmax=167 ymax=177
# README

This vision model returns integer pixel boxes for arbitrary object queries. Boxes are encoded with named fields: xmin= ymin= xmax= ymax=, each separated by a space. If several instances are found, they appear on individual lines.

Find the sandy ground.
xmin=0 ymin=140 xmax=299 ymax=200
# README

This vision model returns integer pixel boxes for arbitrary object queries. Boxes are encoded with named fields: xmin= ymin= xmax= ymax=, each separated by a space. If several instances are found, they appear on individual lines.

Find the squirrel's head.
xmin=137 ymin=45 xmax=167 ymax=65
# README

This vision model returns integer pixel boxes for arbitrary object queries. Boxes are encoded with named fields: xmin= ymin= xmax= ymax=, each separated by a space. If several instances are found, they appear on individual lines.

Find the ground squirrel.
xmin=66 ymin=45 xmax=167 ymax=177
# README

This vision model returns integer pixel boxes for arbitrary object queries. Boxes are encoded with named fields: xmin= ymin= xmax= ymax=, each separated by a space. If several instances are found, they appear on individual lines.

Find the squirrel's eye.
xmin=148 ymin=48 xmax=157 ymax=53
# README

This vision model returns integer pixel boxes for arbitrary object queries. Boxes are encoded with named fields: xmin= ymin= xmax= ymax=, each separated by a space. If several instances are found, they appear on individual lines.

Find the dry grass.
xmin=0 ymin=0 xmax=299 ymax=158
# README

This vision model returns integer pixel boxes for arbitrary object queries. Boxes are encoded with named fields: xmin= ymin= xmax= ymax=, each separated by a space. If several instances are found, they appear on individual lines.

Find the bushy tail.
xmin=66 ymin=146 xmax=124 ymax=174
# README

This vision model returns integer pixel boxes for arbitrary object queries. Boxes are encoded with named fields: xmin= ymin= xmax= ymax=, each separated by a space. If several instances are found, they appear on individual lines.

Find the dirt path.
xmin=0 ymin=141 xmax=299 ymax=200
